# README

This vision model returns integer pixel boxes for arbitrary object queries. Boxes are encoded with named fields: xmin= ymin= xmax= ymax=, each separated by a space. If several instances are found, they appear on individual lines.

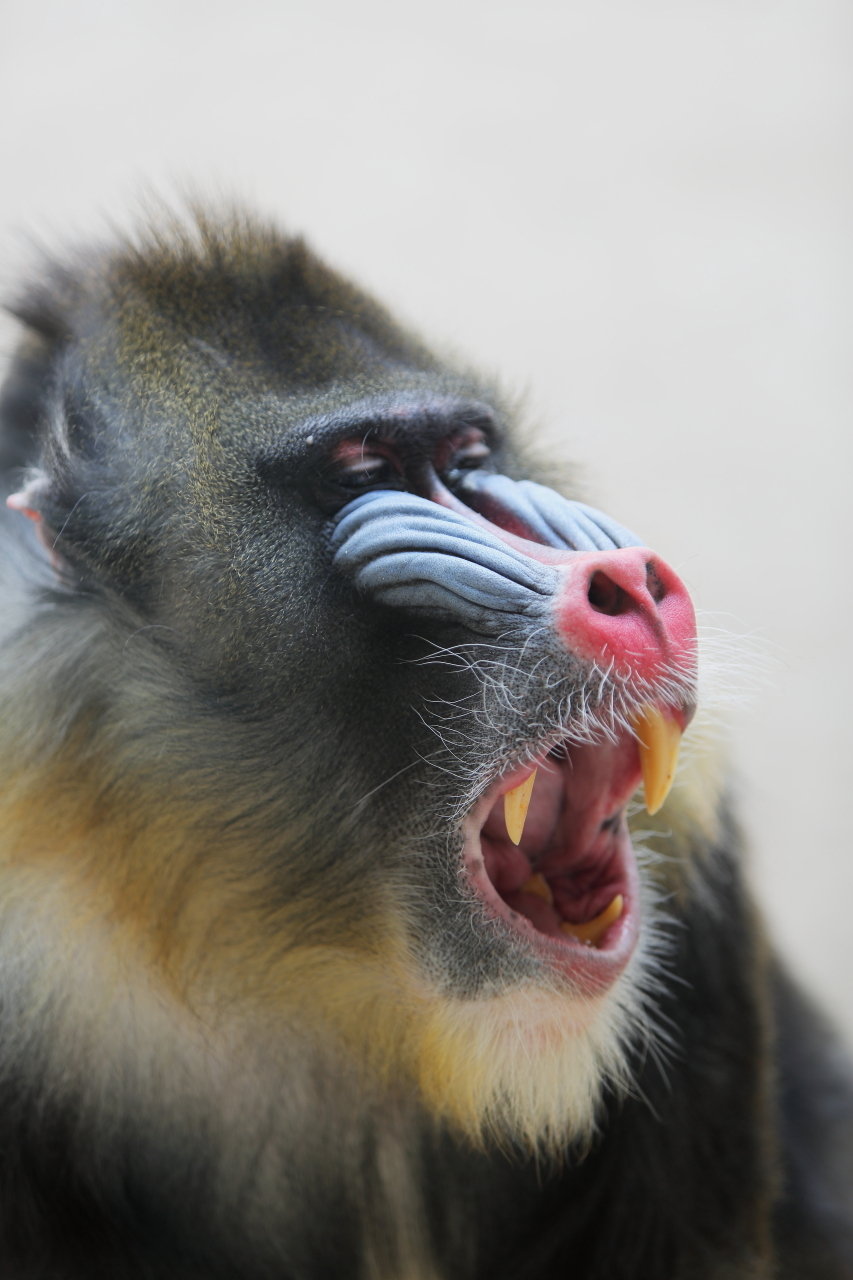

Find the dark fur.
xmin=0 ymin=210 xmax=850 ymax=1279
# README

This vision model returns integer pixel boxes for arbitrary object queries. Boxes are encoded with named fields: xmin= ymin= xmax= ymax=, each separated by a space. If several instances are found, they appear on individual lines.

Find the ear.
xmin=6 ymin=493 xmax=41 ymax=523
xmin=6 ymin=471 xmax=65 ymax=574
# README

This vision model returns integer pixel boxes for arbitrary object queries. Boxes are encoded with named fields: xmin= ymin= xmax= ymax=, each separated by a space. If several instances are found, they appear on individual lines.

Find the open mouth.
xmin=461 ymin=705 xmax=682 ymax=993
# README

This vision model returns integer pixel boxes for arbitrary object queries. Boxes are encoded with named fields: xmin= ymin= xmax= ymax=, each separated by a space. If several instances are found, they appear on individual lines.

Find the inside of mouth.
xmin=479 ymin=739 xmax=639 ymax=949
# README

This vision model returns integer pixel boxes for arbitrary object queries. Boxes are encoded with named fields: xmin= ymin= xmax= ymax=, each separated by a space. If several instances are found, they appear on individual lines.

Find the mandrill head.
xmin=3 ymin=210 xmax=698 ymax=1154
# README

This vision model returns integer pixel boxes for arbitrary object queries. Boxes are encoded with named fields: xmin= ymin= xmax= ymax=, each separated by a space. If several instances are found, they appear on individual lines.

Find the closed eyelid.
xmin=328 ymin=440 xmax=403 ymax=470
xmin=434 ymin=430 xmax=492 ymax=473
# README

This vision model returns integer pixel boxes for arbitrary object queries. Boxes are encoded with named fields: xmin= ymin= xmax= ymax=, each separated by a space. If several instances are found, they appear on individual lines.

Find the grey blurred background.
xmin=1 ymin=0 xmax=851 ymax=1036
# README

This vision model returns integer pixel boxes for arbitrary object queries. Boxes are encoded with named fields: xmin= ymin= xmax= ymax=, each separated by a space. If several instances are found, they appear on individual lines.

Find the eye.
xmin=441 ymin=427 xmax=492 ymax=478
xmin=326 ymin=443 xmax=401 ymax=492
xmin=335 ymin=457 xmax=395 ymax=490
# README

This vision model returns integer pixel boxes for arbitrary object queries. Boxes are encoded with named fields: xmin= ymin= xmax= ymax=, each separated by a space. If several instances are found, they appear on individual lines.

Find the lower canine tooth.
xmin=520 ymin=873 xmax=553 ymax=906
xmin=631 ymin=704 xmax=682 ymax=815
xmin=560 ymin=894 xmax=624 ymax=947
xmin=504 ymin=770 xmax=537 ymax=846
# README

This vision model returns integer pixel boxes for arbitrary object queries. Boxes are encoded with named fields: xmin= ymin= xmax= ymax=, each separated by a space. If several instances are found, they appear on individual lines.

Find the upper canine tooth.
xmin=631 ymin=704 xmax=682 ymax=815
xmin=504 ymin=770 xmax=537 ymax=846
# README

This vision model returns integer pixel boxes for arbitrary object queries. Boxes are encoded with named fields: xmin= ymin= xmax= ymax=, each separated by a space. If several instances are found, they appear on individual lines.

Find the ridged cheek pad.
xmin=450 ymin=475 xmax=642 ymax=554
xmin=329 ymin=481 xmax=642 ymax=637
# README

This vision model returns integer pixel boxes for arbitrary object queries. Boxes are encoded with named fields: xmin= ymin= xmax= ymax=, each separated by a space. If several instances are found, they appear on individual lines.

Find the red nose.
xmin=552 ymin=547 xmax=696 ymax=681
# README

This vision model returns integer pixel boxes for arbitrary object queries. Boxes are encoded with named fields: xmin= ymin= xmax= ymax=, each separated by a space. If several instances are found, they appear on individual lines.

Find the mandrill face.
xmin=4 ymin=216 xmax=698 ymax=1153
xmin=327 ymin=451 xmax=696 ymax=997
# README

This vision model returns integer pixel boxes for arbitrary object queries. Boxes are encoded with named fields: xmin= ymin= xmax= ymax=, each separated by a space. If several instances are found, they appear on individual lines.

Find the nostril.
xmin=587 ymin=571 xmax=627 ymax=616
xmin=554 ymin=548 xmax=695 ymax=677
xmin=645 ymin=562 xmax=666 ymax=603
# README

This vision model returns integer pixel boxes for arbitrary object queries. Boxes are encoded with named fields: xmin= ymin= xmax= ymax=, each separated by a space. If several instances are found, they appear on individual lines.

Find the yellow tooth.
xmin=504 ymin=770 xmax=537 ymax=846
xmin=520 ymin=872 xmax=553 ymax=906
xmin=631 ymin=704 xmax=682 ymax=816
xmin=560 ymin=894 xmax=624 ymax=947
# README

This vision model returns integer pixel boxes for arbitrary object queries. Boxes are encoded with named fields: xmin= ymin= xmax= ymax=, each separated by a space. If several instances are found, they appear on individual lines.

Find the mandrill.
xmin=0 ymin=209 xmax=850 ymax=1279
